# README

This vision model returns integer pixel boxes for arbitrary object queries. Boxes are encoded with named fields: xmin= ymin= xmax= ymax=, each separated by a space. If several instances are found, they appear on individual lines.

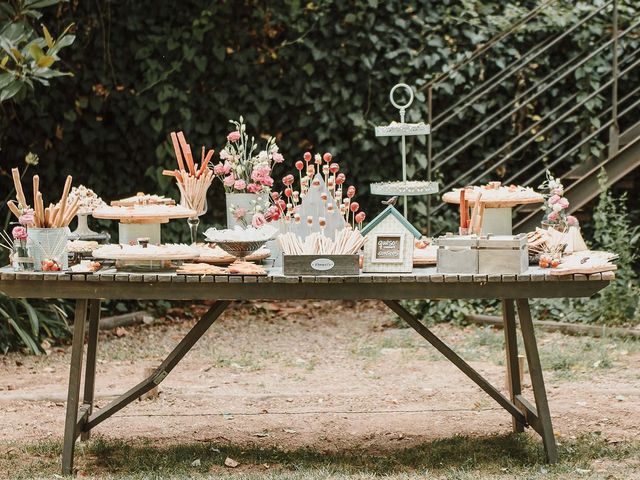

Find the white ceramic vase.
xmin=225 ymin=192 xmax=267 ymax=228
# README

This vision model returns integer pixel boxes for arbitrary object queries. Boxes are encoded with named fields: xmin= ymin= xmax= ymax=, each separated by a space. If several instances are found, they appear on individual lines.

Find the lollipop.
xmin=307 ymin=215 xmax=313 ymax=226
xmin=323 ymin=152 xmax=332 ymax=163
xmin=355 ymin=211 xmax=366 ymax=228
xmin=329 ymin=163 xmax=339 ymax=174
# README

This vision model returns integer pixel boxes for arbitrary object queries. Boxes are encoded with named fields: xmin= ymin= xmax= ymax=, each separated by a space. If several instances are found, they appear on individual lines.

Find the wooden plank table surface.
xmin=0 ymin=266 xmax=614 ymax=475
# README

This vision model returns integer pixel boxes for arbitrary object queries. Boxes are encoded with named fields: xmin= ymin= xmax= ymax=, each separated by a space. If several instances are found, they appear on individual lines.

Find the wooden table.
xmin=0 ymin=267 xmax=613 ymax=475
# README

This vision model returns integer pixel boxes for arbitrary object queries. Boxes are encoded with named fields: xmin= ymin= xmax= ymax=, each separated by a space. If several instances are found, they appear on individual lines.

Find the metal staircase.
xmin=422 ymin=0 xmax=640 ymax=234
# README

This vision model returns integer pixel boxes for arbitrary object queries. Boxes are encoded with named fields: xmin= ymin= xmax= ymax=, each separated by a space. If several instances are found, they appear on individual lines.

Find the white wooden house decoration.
xmin=361 ymin=205 xmax=421 ymax=273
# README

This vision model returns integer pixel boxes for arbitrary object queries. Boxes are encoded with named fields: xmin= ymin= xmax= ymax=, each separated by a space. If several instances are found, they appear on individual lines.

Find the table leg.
xmin=62 ymin=299 xmax=89 ymax=476
xmin=81 ymin=299 xmax=101 ymax=441
xmin=502 ymin=299 xmax=524 ymax=433
xmin=516 ymin=298 xmax=558 ymax=463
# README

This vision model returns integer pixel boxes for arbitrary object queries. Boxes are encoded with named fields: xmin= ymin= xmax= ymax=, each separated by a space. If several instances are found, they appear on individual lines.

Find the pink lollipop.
xmin=304 ymin=151 xmax=312 ymax=162
xmin=323 ymin=152 xmax=332 ymax=163
xmin=350 ymin=202 xmax=360 ymax=212
xmin=295 ymin=160 xmax=304 ymax=171
xmin=329 ymin=163 xmax=339 ymax=174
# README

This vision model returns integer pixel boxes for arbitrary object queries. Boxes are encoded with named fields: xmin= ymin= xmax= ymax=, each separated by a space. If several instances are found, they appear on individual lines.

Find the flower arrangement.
xmin=539 ymin=170 xmax=578 ymax=228
xmin=212 ymin=117 xmax=283 ymax=194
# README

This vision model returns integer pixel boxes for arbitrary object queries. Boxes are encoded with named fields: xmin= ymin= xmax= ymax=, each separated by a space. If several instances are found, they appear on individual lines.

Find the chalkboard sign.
xmin=373 ymin=234 xmax=404 ymax=263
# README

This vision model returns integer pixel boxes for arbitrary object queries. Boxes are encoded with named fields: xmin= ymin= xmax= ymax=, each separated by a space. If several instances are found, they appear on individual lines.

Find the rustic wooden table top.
xmin=0 ymin=266 xmax=613 ymax=301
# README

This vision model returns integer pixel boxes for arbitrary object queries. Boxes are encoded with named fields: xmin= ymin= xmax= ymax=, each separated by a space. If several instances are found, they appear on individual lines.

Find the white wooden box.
xmin=477 ymin=234 xmax=528 ymax=274
xmin=436 ymin=236 xmax=479 ymax=274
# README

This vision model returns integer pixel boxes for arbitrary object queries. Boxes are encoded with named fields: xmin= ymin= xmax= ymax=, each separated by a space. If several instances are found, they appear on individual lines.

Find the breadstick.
xmin=170 ymin=132 xmax=186 ymax=172
xmin=11 ymin=168 xmax=27 ymax=209
xmin=177 ymin=131 xmax=195 ymax=175
xmin=55 ymin=175 xmax=72 ymax=228
xmin=62 ymin=198 xmax=80 ymax=227
xmin=35 ymin=192 xmax=44 ymax=227
xmin=7 ymin=200 xmax=21 ymax=219
xmin=32 ymin=175 xmax=40 ymax=210
xmin=199 ymin=149 xmax=214 ymax=177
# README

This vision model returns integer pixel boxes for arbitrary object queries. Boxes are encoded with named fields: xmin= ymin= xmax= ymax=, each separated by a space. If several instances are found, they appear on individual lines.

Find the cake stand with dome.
xmin=371 ymin=83 xmax=438 ymax=224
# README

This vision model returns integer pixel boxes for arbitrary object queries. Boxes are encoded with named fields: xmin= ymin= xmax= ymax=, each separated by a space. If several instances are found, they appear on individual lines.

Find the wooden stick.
xmin=11 ymin=168 xmax=27 ymax=209
xmin=7 ymin=200 xmax=21 ymax=219
xmin=170 ymin=132 xmax=186 ymax=172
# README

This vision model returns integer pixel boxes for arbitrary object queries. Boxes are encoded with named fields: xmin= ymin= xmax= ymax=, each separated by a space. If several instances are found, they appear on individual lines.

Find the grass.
xmin=1 ymin=432 xmax=639 ymax=479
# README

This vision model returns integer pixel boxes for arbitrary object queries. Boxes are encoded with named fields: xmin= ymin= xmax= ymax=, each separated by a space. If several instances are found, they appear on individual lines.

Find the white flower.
xmin=258 ymin=150 xmax=268 ymax=162
xmin=552 ymin=204 xmax=563 ymax=212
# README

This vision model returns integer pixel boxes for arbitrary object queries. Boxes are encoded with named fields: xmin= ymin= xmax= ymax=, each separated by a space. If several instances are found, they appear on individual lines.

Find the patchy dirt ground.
xmin=0 ymin=300 xmax=639 ymax=477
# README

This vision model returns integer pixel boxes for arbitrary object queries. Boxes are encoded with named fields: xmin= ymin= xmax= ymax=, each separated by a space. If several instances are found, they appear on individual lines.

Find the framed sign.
xmin=372 ymin=234 xmax=404 ymax=263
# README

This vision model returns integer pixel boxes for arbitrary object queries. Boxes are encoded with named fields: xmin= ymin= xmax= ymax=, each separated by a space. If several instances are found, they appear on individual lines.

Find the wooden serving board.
xmin=442 ymin=190 xmax=544 ymax=208
xmin=196 ymin=249 xmax=270 ymax=265
xmin=549 ymin=264 xmax=617 ymax=276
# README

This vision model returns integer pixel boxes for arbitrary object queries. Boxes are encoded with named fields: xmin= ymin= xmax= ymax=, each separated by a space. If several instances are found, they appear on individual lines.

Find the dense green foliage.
xmin=0 ymin=1 xmax=639 ymax=351
xmin=1 ymin=0 xmax=638 ymax=238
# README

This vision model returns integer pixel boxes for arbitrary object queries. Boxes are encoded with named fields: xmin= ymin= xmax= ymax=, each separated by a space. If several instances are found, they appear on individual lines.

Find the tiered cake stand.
xmin=371 ymin=83 xmax=439 ymax=220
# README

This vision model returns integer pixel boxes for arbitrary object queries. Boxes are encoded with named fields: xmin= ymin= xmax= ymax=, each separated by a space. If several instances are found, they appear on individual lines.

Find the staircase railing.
xmin=421 ymin=0 xmax=638 ymax=233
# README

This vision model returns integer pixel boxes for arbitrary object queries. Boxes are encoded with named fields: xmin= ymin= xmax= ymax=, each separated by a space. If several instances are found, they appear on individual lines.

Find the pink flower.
xmin=213 ymin=163 xmax=225 ymax=175
xmin=557 ymin=197 xmax=569 ymax=209
xmin=247 ymin=183 xmax=262 ymax=193
xmin=227 ymin=131 xmax=241 ymax=142
xmin=251 ymin=213 xmax=266 ymax=228
xmin=548 ymin=194 xmax=560 ymax=205
xmin=223 ymin=174 xmax=235 ymax=187
xmin=567 ymin=215 xmax=579 ymax=227
xmin=18 ymin=209 xmax=35 ymax=226
xmin=234 ymin=179 xmax=246 ymax=190
xmin=219 ymin=150 xmax=229 ymax=160
xmin=222 ymin=162 xmax=232 ymax=174
xmin=552 ymin=187 xmax=564 ymax=196
xmin=12 ymin=226 xmax=27 ymax=240
xmin=233 ymin=207 xmax=247 ymax=220
xmin=260 ymin=175 xmax=274 ymax=187
xmin=272 ymin=152 xmax=284 ymax=163
xmin=547 ymin=211 xmax=559 ymax=222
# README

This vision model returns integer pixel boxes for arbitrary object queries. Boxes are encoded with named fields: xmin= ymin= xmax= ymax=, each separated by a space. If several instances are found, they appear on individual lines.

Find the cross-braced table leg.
xmin=58 ymin=300 xmax=231 ymax=474
xmin=384 ymin=299 xmax=558 ymax=463
xmin=516 ymin=298 xmax=558 ymax=463
xmin=502 ymin=299 xmax=524 ymax=433
xmin=62 ymin=299 xmax=89 ymax=475
xmin=81 ymin=299 xmax=101 ymax=441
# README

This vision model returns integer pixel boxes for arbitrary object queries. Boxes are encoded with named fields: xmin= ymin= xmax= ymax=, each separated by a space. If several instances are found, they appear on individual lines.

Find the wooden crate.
xmin=436 ymin=236 xmax=479 ymax=274
xmin=283 ymin=255 xmax=359 ymax=276
xmin=478 ymin=234 xmax=528 ymax=274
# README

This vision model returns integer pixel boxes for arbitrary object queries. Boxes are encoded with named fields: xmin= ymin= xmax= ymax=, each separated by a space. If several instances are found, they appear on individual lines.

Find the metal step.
xmin=514 ymin=132 xmax=640 ymax=233
xmin=620 ymin=119 xmax=640 ymax=146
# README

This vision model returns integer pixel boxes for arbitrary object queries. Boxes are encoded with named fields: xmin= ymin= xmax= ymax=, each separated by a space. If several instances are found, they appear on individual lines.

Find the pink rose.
xmin=213 ymin=163 xmax=225 ymax=175
xmin=547 ymin=211 xmax=559 ymax=222
xmin=251 ymin=213 xmax=266 ymax=228
xmin=234 ymin=179 xmax=246 ymax=190
xmin=223 ymin=162 xmax=232 ymax=174
xmin=557 ymin=197 xmax=569 ymax=209
xmin=567 ymin=215 xmax=579 ymax=227
xmin=227 ymin=131 xmax=241 ymax=142
xmin=272 ymin=152 xmax=284 ymax=163
xmin=247 ymin=183 xmax=262 ymax=193
xmin=233 ymin=207 xmax=247 ymax=220
xmin=548 ymin=194 xmax=560 ymax=205
xmin=223 ymin=174 xmax=235 ymax=187
xmin=18 ymin=209 xmax=35 ymax=226
xmin=12 ymin=226 xmax=27 ymax=240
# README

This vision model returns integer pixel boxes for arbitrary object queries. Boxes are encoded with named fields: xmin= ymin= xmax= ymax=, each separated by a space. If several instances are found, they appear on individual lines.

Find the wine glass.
xmin=180 ymin=190 xmax=208 ymax=245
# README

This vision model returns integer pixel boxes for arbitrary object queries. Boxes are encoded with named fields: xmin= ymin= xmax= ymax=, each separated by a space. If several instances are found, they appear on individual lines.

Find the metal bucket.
xmin=27 ymin=227 xmax=69 ymax=271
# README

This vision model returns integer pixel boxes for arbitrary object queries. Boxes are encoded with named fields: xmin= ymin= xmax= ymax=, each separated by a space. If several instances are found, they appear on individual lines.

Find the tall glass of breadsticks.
xmin=164 ymin=131 xmax=214 ymax=244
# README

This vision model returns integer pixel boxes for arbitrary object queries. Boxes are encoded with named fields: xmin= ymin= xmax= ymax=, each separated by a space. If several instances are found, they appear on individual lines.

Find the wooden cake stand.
xmin=92 ymin=206 xmax=196 ymax=244
xmin=442 ymin=189 xmax=543 ymax=235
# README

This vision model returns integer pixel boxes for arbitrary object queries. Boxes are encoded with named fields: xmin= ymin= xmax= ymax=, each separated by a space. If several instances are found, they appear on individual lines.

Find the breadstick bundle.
xmin=163 ymin=131 xmax=214 ymax=215
xmin=278 ymin=228 xmax=364 ymax=255
xmin=8 ymin=168 xmax=78 ymax=228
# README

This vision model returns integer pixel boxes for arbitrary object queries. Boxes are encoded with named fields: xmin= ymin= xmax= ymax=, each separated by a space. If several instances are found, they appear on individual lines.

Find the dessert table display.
xmin=1 ymin=106 xmax=620 ymax=475
xmin=0 ymin=267 xmax=615 ymax=475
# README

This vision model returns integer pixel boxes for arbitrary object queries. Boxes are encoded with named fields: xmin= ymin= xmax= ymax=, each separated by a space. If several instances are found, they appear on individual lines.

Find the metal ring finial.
xmin=389 ymin=83 xmax=414 ymax=111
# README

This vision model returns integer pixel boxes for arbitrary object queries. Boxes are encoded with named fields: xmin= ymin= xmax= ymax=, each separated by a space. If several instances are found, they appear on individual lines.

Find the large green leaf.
xmin=19 ymin=299 xmax=40 ymax=337
xmin=0 ymin=79 xmax=23 ymax=102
